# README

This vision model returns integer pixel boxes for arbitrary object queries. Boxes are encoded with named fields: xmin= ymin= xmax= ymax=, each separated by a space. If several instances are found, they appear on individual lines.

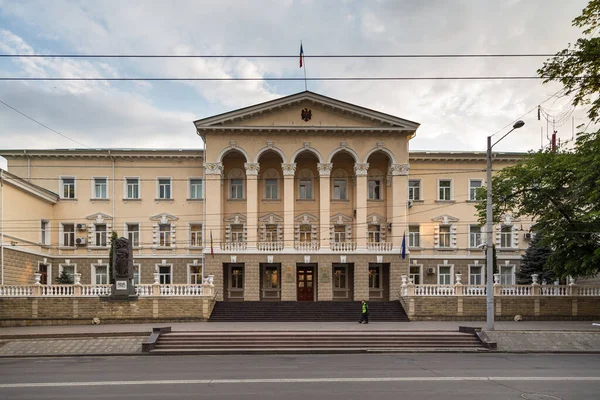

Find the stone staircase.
xmin=147 ymin=331 xmax=486 ymax=354
xmin=209 ymin=301 xmax=409 ymax=322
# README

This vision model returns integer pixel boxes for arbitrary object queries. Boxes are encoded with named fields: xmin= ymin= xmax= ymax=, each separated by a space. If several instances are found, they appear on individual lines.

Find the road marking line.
xmin=1 ymin=377 xmax=600 ymax=388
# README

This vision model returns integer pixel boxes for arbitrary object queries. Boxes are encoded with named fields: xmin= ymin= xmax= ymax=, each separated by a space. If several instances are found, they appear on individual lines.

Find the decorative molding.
xmin=150 ymin=213 xmax=179 ymax=223
xmin=317 ymin=163 xmax=333 ymax=176
xmin=354 ymin=162 xmax=369 ymax=176
xmin=389 ymin=163 xmax=410 ymax=176
xmin=244 ymin=162 xmax=260 ymax=176
xmin=431 ymin=214 xmax=459 ymax=224
xmin=85 ymin=213 xmax=113 ymax=222
xmin=204 ymin=162 xmax=224 ymax=175
xmin=330 ymin=213 xmax=353 ymax=224
xmin=281 ymin=163 xmax=297 ymax=176
xmin=223 ymin=213 xmax=247 ymax=223
xmin=294 ymin=213 xmax=319 ymax=223
xmin=263 ymin=168 xmax=279 ymax=179
xmin=258 ymin=213 xmax=284 ymax=224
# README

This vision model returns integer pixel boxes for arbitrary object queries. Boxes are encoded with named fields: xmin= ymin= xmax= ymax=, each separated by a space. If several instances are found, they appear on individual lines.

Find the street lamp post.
xmin=486 ymin=120 xmax=525 ymax=331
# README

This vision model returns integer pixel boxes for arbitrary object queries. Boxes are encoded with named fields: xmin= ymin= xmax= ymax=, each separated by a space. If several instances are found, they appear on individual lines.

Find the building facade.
xmin=0 ymin=91 xmax=531 ymax=302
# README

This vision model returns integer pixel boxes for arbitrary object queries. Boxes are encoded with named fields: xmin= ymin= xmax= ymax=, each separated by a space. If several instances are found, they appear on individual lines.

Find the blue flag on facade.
xmin=401 ymin=231 xmax=406 ymax=259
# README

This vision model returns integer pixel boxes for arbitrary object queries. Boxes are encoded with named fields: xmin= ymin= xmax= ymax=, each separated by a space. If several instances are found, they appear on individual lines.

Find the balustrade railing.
xmin=294 ymin=241 xmax=320 ymax=252
xmin=41 ymin=285 xmax=74 ymax=296
xmin=577 ymin=286 xmax=600 ymax=296
xmin=366 ymin=242 xmax=393 ymax=252
xmin=160 ymin=285 xmax=204 ymax=296
xmin=81 ymin=285 xmax=112 ymax=296
xmin=221 ymin=241 xmax=247 ymax=252
xmin=257 ymin=241 xmax=284 ymax=252
xmin=540 ymin=285 xmax=569 ymax=296
xmin=501 ymin=285 xmax=532 ymax=296
xmin=414 ymin=285 xmax=456 ymax=296
xmin=0 ymin=285 xmax=34 ymax=296
xmin=135 ymin=285 xmax=153 ymax=296
xmin=330 ymin=242 xmax=356 ymax=252
xmin=463 ymin=285 xmax=486 ymax=296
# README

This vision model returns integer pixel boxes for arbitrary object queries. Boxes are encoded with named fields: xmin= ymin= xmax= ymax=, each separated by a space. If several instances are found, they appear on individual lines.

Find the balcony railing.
xmin=330 ymin=242 xmax=356 ymax=252
xmin=160 ymin=284 xmax=204 ymax=296
xmin=367 ymin=242 xmax=393 ymax=252
xmin=221 ymin=241 xmax=247 ymax=252
xmin=257 ymin=241 xmax=284 ymax=251
xmin=294 ymin=241 xmax=320 ymax=252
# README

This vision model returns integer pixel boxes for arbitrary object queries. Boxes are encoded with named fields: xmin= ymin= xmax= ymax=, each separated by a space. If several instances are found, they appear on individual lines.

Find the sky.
xmin=0 ymin=0 xmax=593 ymax=164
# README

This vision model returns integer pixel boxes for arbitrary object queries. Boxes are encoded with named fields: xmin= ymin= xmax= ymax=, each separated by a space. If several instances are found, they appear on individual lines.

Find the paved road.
xmin=0 ymin=353 xmax=599 ymax=399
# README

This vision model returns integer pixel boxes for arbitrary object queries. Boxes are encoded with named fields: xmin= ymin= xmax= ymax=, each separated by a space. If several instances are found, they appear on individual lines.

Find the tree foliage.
xmin=518 ymin=233 xmax=554 ymax=284
xmin=55 ymin=269 xmax=74 ymax=284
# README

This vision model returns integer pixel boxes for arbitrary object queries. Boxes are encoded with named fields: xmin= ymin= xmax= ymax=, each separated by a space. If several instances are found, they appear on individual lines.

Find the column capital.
xmin=244 ymin=162 xmax=260 ymax=176
xmin=317 ymin=163 xmax=333 ymax=177
xmin=204 ymin=162 xmax=224 ymax=175
xmin=354 ymin=162 xmax=369 ymax=176
xmin=281 ymin=163 xmax=297 ymax=176
xmin=390 ymin=163 xmax=410 ymax=176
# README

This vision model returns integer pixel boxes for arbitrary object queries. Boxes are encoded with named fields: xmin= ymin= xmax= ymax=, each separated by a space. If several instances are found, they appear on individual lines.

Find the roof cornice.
xmin=0 ymin=170 xmax=59 ymax=204
xmin=0 ymin=149 xmax=204 ymax=160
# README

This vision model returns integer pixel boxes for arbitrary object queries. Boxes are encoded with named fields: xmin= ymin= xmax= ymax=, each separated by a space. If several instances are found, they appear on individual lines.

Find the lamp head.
xmin=513 ymin=120 xmax=525 ymax=129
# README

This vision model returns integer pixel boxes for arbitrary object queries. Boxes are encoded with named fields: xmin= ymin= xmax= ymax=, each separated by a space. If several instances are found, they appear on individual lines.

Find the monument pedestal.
xmin=110 ymin=279 xmax=138 ymax=301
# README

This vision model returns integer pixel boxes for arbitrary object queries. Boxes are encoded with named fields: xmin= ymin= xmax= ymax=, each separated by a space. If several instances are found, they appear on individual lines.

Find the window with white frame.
xmin=409 ymin=265 xmax=422 ymax=284
xmin=94 ymin=265 xmax=109 ymax=285
xmin=368 ymin=265 xmax=381 ymax=289
xmin=334 ymin=225 xmax=346 ymax=242
xmin=438 ymin=225 xmax=451 ymax=248
xmin=231 ymin=224 xmax=244 ymax=242
xmin=189 ymin=179 xmax=203 ymax=199
xmin=41 ymin=220 xmax=49 ymax=245
xmin=368 ymin=224 xmax=381 ymax=243
xmin=158 ymin=178 xmax=172 ymax=199
xmin=333 ymin=179 xmax=347 ymax=200
xmin=230 ymin=265 xmax=244 ymax=289
xmin=61 ymin=177 xmax=76 ymax=199
xmin=60 ymin=265 xmax=76 ymax=282
xmin=190 ymin=224 xmax=202 ymax=247
xmin=469 ymin=265 xmax=484 ymax=285
xmin=189 ymin=265 xmax=201 ymax=284
xmin=500 ymin=265 xmax=515 ymax=285
xmin=469 ymin=179 xmax=483 ymax=201
xmin=408 ymin=180 xmax=421 ymax=201
xmin=500 ymin=225 xmax=513 ymax=248
xmin=265 ymin=224 xmax=278 ymax=242
xmin=159 ymin=265 xmax=172 ymax=285
xmin=438 ymin=179 xmax=452 ymax=201
xmin=265 ymin=178 xmax=278 ymax=200
xmin=299 ymin=224 xmax=312 ymax=242
xmin=159 ymin=224 xmax=171 ymax=247
xmin=408 ymin=225 xmax=420 ymax=247
xmin=133 ymin=264 xmax=140 ymax=285
xmin=469 ymin=225 xmax=483 ymax=248
xmin=125 ymin=178 xmax=140 ymax=199
xmin=127 ymin=223 xmax=140 ymax=247
xmin=299 ymin=179 xmax=312 ymax=199
xmin=333 ymin=265 xmax=347 ymax=289
xmin=368 ymin=179 xmax=381 ymax=200
xmin=95 ymin=224 xmax=107 ymax=247
xmin=230 ymin=179 xmax=243 ymax=199
xmin=93 ymin=177 xmax=108 ymax=199
xmin=62 ymin=223 xmax=75 ymax=247
xmin=438 ymin=265 xmax=452 ymax=285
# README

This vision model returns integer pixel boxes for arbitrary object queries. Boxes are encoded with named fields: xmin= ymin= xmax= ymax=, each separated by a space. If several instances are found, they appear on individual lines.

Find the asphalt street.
xmin=0 ymin=353 xmax=599 ymax=399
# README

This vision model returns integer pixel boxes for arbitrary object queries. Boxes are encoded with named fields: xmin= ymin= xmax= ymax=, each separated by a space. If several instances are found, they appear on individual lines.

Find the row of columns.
xmin=204 ymin=161 xmax=409 ymax=250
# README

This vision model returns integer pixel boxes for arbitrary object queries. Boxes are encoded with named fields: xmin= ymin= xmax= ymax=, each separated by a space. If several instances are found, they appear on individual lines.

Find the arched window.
xmin=228 ymin=168 xmax=245 ymax=200
xmin=263 ymin=168 xmax=279 ymax=200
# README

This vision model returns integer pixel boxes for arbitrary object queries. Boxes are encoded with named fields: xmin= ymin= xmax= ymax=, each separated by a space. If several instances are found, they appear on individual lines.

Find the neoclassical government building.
xmin=0 ymin=91 xmax=530 ymax=302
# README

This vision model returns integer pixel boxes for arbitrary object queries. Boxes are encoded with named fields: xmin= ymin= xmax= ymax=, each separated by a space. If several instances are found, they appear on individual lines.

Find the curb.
xmin=0 ymin=332 xmax=148 ymax=340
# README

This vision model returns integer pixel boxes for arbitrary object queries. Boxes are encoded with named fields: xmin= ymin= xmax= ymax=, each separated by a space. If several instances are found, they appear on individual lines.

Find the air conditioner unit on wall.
xmin=75 ymin=237 xmax=87 ymax=245
xmin=427 ymin=267 xmax=435 ymax=275
xmin=76 ymin=223 xmax=87 ymax=230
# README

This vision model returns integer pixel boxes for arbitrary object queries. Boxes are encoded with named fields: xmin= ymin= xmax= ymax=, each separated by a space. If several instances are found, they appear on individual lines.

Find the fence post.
xmin=152 ymin=273 xmax=161 ymax=296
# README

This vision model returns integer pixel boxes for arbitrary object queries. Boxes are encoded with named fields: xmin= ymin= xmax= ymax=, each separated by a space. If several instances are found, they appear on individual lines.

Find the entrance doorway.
xmin=223 ymin=263 xmax=244 ymax=301
xmin=297 ymin=264 xmax=316 ymax=301
xmin=260 ymin=263 xmax=281 ymax=301
xmin=39 ymin=264 xmax=49 ymax=285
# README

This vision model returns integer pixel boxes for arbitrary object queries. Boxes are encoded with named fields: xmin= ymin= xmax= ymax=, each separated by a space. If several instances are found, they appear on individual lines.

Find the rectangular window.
xmin=469 ymin=225 xmax=483 ymax=248
xmin=333 ymin=266 xmax=347 ymax=289
xmin=61 ymin=265 xmax=75 ymax=282
xmin=95 ymin=265 xmax=108 ymax=285
xmin=133 ymin=265 xmax=140 ymax=285
xmin=409 ymin=266 xmax=421 ymax=284
xmin=265 ymin=178 xmax=278 ymax=199
xmin=438 ymin=225 xmax=451 ymax=248
xmin=263 ymin=266 xmax=279 ymax=290
xmin=127 ymin=223 xmax=140 ymax=247
xmin=299 ymin=179 xmax=312 ymax=199
xmin=61 ymin=177 xmax=76 ymax=199
xmin=126 ymin=178 xmax=140 ymax=199
xmin=41 ymin=220 xmax=49 ymax=245
xmin=265 ymin=224 xmax=278 ymax=242
xmin=95 ymin=224 xmax=107 ymax=247
xmin=368 ymin=224 xmax=381 ymax=243
xmin=190 ymin=224 xmax=202 ymax=247
xmin=159 ymin=266 xmax=171 ymax=285
xmin=368 ymin=180 xmax=381 ymax=200
xmin=469 ymin=179 xmax=483 ymax=201
xmin=408 ymin=180 xmax=421 ymax=201
xmin=62 ymin=224 xmax=75 ymax=247
xmin=368 ymin=265 xmax=381 ymax=289
xmin=438 ymin=179 xmax=452 ymax=200
xmin=500 ymin=265 xmax=515 ymax=285
xmin=470 ymin=266 xmax=483 ymax=285
xmin=190 ymin=179 xmax=203 ymax=199
xmin=230 ymin=179 xmax=243 ymax=199
xmin=408 ymin=225 xmax=420 ymax=247
xmin=189 ymin=265 xmax=201 ymax=284
xmin=438 ymin=266 xmax=452 ymax=285
xmin=334 ymin=225 xmax=346 ymax=243
xmin=333 ymin=179 xmax=347 ymax=200
xmin=159 ymin=224 xmax=171 ymax=247
xmin=230 ymin=266 xmax=244 ymax=289
xmin=94 ymin=177 xmax=108 ymax=199
xmin=299 ymin=224 xmax=312 ymax=242
xmin=158 ymin=178 xmax=171 ymax=199
xmin=231 ymin=224 xmax=244 ymax=242
xmin=501 ymin=225 xmax=513 ymax=248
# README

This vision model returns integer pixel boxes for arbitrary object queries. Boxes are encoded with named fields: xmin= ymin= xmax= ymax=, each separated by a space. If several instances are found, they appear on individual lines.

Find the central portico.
xmin=194 ymin=91 xmax=419 ymax=302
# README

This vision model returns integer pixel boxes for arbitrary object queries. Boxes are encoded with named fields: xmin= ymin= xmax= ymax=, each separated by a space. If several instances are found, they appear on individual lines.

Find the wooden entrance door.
xmin=39 ymin=264 xmax=48 ymax=285
xmin=297 ymin=266 xmax=315 ymax=301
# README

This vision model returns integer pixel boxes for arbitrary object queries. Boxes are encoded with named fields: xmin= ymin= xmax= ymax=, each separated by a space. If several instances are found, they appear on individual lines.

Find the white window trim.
xmin=332 ymin=178 xmax=348 ymax=200
xmin=156 ymin=263 xmax=174 ymax=285
xmin=409 ymin=264 xmax=423 ymax=284
xmin=123 ymin=176 xmax=141 ymax=200
xmin=408 ymin=225 xmax=420 ymax=248
xmin=124 ymin=222 xmax=141 ymax=248
xmin=367 ymin=178 xmax=383 ymax=200
xmin=40 ymin=220 xmax=50 ymax=246
xmin=468 ymin=225 xmax=483 ymax=248
xmin=264 ymin=178 xmax=279 ymax=200
xmin=58 ymin=263 xmax=78 ymax=278
xmin=468 ymin=178 xmax=484 ymax=201
xmin=133 ymin=263 xmax=141 ymax=285
xmin=437 ymin=264 xmax=454 ymax=285
xmin=91 ymin=263 xmax=109 ymax=285
xmin=187 ymin=263 xmax=203 ymax=284
xmin=500 ymin=263 xmax=516 ymax=285
xmin=437 ymin=178 xmax=453 ymax=201
xmin=188 ymin=177 xmax=204 ymax=200
xmin=91 ymin=176 xmax=109 ymax=200
xmin=229 ymin=178 xmax=244 ymax=200
xmin=58 ymin=176 xmax=77 ymax=199
xmin=93 ymin=223 xmax=109 ymax=247
xmin=59 ymin=223 xmax=76 ymax=248
xmin=37 ymin=261 xmax=52 ymax=285
xmin=333 ymin=265 xmax=348 ymax=290
xmin=500 ymin=224 xmax=514 ymax=248
xmin=156 ymin=176 xmax=173 ymax=200
xmin=189 ymin=222 xmax=203 ymax=248
xmin=157 ymin=223 xmax=173 ymax=247
xmin=408 ymin=179 xmax=422 ymax=201
xmin=468 ymin=264 xmax=485 ymax=285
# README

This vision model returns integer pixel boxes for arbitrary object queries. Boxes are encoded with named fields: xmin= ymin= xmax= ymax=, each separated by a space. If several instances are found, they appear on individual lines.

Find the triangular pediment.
xmin=223 ymin=213 xmax=247 ymax=224
xmin=330 ymin=213 xmax=353 ymax=224
xmin=431 ymin=214 xmax=459 ymax=224
xmin=258 ymin=213 xmax=284 ymax=224
xmin=194 ymin=91 xmax=420 ymax=132
xmin=294 ymin=213 xmax=319 ymax=224
xmin=150 ymin=213 xmax=179 ymax=223
xmin=86 ymin=213 xmax=113 ymax=223
xmin=367 ymin=213 xmax=387 ymax=224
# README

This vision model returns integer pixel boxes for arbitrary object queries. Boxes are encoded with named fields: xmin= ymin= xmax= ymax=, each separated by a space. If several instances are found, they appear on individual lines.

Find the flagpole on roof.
xmin=300 ymin=41 xmax=307 ymax=91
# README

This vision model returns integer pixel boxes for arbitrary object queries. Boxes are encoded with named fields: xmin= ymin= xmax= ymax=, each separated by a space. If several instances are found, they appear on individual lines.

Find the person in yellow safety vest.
xmin=358 ymin=299 xmax=369 ymax=324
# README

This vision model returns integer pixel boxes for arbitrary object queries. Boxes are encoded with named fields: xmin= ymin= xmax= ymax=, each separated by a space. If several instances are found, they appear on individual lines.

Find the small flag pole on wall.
xmin=401 ymin=231 xmax=406 ymax=260
xmin=300 ymin=42 xmax=307 ymax=91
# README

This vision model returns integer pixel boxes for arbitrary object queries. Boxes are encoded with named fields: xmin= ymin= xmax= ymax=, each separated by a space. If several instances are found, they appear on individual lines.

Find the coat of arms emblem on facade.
xmin=301 ymin=108 xmax=312 ymax=122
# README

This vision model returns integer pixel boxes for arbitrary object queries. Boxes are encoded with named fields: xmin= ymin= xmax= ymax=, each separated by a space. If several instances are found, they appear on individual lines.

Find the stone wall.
xmin=1 ymin=248 xmax=47 ymax=285
xmin=0 ymin=296 xmax=215 ymax=327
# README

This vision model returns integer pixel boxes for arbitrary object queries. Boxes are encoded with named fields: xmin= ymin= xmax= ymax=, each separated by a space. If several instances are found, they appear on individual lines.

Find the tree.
xmin=517 ymin=233 xmax=554 ymax=284
xmin=55 ymin=269 xmax=74 ymax=284
xmin=477 ymin=0 xmax=600 ymax=278
xmin=108 ymin=230 xmax=118 ymax=284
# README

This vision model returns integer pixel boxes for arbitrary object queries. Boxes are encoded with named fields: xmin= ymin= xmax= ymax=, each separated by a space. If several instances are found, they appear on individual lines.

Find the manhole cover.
xmin=521 ymin=394 xmax=562 ymax=400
